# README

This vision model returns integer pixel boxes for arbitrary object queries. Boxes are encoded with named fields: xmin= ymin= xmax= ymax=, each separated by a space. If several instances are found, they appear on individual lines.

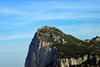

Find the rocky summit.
xmin=25 ymin=26 xmax=100 ymax=67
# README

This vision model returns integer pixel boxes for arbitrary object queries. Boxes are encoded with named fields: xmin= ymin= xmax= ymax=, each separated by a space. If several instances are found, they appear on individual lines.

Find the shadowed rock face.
xmin=25 ymin=31 xmax=57 ymax=67
xmin=25 ymin=26 xmax=100 ymax=67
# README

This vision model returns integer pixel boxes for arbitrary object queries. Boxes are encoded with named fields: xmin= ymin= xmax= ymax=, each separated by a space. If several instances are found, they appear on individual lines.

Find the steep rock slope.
xmin=25 ymin=26 xmax=100 ymax=67
xmin=25 ymin=27 xmax=57 ymax=67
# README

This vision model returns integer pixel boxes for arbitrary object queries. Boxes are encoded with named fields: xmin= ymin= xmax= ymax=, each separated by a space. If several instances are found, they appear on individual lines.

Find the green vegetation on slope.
xmin=38 ymin=26 xmax=100 ymax=58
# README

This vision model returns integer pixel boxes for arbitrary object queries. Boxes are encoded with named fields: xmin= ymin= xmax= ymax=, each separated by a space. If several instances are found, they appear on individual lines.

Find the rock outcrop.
xmin=57 ymin=54 xmax=100 ymax=67
xmin=25 ymin=33 xmax=57 ymax=67
xmin=25 ymin=26 xmax=100 ymax=67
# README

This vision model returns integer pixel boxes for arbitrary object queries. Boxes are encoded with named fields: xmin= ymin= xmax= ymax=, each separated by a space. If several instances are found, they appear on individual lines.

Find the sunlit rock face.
xmin=25 ymin=26 xmax=100 ymax=67
xmin=57 ymin=54 xmax=100 ymax=67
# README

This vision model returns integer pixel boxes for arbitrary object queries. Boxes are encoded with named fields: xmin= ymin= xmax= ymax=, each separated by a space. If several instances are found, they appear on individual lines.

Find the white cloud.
xmin=0 ymin=1 xmax=100 ymax=21
xmin=0 ymin=1 xmax=100 ymax=41
xmin=0 ymin=8 xmax=23 ymax=15
xmin=0 ymin=34 xmax=33 ymax=41
xmin=0 ymin=47 xmax=27 ymax=53
xmin=57 ymin=23 xmax=100 ymax=40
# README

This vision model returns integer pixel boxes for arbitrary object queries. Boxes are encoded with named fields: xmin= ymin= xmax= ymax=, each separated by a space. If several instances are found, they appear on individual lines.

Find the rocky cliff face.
xmin=25 ymin=26 xmax=100 ymax=67
xmin=25 ymin=33 xmax=57 ymax=67
xmin=57 ymin=54 xmax=100 ymax=67
xmin=57 ymin=54 xmax=88 ymax=67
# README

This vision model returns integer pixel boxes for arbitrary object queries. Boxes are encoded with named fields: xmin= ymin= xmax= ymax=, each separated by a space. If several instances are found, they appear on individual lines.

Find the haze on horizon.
xmin=0 ymin=0 xmax=100 ymax=67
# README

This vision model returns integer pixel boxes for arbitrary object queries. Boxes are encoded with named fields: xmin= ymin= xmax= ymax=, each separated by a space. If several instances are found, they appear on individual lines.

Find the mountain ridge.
xmin=25 ymin=26 xmax=100 ymax=67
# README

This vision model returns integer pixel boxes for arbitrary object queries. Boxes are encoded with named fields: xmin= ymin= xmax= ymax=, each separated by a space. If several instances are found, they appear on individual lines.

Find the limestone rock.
xmin=25 ymin=26 xmax=100 ymax=67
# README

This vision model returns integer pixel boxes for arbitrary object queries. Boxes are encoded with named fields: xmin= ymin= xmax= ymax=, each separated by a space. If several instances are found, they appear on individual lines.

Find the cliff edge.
xmin=25 ymin=26 xmax=100 ymax=67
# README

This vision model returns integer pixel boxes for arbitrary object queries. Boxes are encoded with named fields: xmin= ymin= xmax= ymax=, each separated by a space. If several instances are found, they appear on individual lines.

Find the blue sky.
xmin=0 ymin=0 xmax=100 ymax=67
